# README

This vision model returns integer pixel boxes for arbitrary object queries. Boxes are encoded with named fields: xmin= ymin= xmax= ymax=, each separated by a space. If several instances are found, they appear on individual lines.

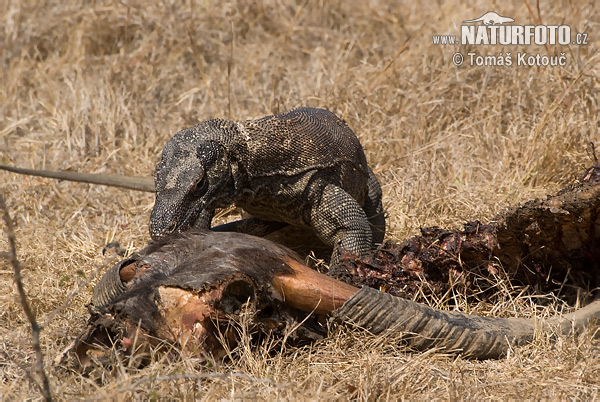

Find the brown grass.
xmin=1 ymin=0 xmax=599 ymax=399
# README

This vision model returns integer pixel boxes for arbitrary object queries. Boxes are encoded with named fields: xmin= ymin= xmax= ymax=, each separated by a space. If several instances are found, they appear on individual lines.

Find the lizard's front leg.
xmin=310 ymin=184 xmax=372 ymax=267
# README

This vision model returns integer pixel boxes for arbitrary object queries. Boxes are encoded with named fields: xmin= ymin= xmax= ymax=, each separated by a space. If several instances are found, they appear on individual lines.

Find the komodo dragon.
xmin=151 ymin=107 xmax=385 ymax=265
xmin=1 ymin=107 xmax=385 ymax=265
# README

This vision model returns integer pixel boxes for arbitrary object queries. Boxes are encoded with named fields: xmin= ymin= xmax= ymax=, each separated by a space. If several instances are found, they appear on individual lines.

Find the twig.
xmin=588 ymin=142 xmax=598 ymax=165
xmin=0 ymin=192 xmax=52 ymax=401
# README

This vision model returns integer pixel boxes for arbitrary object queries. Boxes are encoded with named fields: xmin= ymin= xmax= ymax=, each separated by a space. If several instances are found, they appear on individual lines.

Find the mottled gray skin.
xmin=150 ymin=107 xmax=385 ymax=265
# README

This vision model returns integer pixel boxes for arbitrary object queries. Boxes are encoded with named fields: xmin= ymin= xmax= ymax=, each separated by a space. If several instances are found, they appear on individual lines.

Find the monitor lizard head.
xmin=149 ymin=121 xmax=238 ymax=240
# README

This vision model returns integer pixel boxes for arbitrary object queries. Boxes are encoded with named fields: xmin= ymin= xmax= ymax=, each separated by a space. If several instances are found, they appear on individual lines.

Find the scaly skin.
xmin=150 ymin=107 xmax=385 ymax=265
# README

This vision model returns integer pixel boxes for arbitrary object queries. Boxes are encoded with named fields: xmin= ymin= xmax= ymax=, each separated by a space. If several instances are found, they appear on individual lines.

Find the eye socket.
xmin=189 ymin=171 xmax=209 ymax=198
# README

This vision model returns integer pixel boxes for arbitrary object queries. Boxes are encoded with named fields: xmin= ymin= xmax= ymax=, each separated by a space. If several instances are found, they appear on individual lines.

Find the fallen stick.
xmin=0 ymin=193 xmax=52 ymax=401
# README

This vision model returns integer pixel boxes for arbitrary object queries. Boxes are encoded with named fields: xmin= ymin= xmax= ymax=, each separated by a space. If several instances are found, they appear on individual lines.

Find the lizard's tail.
xmin=0 ymin=165 xmax=155 ymax=192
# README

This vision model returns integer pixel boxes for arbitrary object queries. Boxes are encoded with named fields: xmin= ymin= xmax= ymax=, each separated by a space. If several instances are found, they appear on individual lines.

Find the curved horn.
xmin=0 ymin=165 xmax=155 ymax=192
xmin=92 ymin=259 xmax=133 ymax=307
xmin=334 ymin=286 xmax=600 ymax=359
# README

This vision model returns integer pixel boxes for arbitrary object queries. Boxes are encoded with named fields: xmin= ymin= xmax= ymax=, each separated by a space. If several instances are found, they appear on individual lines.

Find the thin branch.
xmin=588 ymin=142 xmax=598 ymax=164
xmin=0 ymin=192 xmax=52 ymax=401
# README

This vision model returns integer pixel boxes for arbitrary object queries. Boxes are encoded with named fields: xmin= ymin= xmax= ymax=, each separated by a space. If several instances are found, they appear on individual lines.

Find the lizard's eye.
xmin=189 ymin=172 xmax=208 ymax=198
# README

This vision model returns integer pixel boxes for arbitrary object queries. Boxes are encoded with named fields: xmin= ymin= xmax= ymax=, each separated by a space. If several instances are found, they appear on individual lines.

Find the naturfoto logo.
xmin=461 ymin=11 xmax=571 ymax=46
xmin=432 ymin=10 xmax=589 ymax=67
xmin=432 ymin=10 xmax=588 ymax=47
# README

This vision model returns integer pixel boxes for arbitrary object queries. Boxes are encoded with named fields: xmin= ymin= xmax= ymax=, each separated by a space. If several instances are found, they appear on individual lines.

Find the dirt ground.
xmin=1 ymin=0 xmax=599 ymax=399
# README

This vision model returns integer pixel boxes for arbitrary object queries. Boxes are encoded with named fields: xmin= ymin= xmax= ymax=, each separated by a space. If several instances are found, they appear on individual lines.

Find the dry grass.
xmin=1 ymin=0 xmax=599 ymax=399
